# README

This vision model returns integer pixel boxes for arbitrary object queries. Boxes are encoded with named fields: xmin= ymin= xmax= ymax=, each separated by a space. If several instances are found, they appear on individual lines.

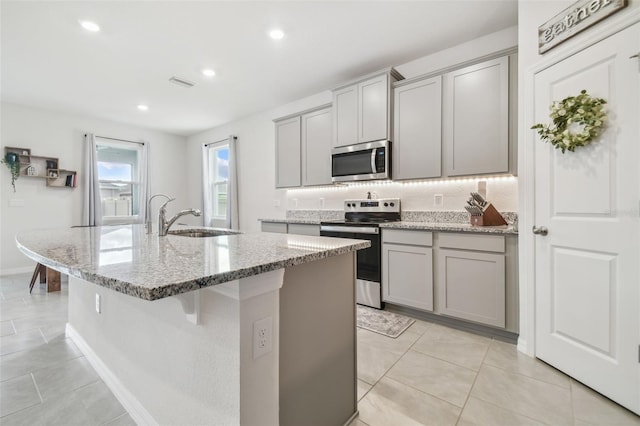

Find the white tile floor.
xmin=1 ymin=272 xmax=639 ymax=425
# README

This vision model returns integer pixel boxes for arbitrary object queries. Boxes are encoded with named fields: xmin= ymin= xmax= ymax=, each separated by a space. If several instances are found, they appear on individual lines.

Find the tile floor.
xmin=0 ymin=273 xmax=135 ymax=425
xmin=1 ymin=272 xmax=639 ymax=425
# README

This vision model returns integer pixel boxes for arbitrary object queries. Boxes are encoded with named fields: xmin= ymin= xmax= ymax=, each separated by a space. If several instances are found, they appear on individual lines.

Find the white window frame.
xmin=96 ymin=139 xmax=144 ymax=225
xmin=208 ymin=142 xmax=229 ymax=222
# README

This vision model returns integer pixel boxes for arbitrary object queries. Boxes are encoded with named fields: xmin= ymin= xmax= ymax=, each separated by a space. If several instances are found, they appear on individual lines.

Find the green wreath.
xmin=531 ymin=90 xmax=607 ymax=153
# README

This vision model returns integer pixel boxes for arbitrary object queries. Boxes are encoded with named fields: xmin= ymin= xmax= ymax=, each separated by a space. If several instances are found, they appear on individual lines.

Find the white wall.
xmin=187 ymin=26 xmax=519 ymax=232
xmin=0 ymin=102 xmax=188 ymax=274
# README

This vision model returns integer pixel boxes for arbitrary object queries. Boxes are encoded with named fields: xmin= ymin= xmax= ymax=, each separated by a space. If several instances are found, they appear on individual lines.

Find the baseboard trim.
xmin=65 ymin=324 xmax=157 ymax=426
xmin=0 ymin=266 xmax=35 ymax=276
xmin=384 ymin=303 xmax=519 ymax=344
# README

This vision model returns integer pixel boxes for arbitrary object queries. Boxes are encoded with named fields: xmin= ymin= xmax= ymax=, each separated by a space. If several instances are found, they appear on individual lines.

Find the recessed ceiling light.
xmin=137 ymin=104 xmax=149 ymax=111
xmin=269 ymin=29 xmax=285 ymax=40
xmin=202 ymin=69 xmax=216 ymax=77
xmin=79 ymin=20 xmax=100 ymax=32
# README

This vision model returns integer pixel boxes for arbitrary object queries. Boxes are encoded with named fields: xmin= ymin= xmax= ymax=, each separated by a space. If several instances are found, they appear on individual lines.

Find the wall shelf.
xmin=3 ymin=146 xmax=77 ymax=188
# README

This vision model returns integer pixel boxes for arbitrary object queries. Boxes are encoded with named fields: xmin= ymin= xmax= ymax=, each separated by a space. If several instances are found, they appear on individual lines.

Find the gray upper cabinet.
xmin=443 ymin=56 xmax=509 ymax=176
xmin=275 ymin=116 xmax=301 ymax=188
xmin=301 ymin=106 xmax=332 ymax=186
xmin=333 ymin=85 xmax=358 ymax=148
xmin=358 ymin=74 xmax=388 ymax=143
xmin=333 ymin=69 xmax=403 ymax=148
xmin=393 ymin=76 xmax=442 ymax=180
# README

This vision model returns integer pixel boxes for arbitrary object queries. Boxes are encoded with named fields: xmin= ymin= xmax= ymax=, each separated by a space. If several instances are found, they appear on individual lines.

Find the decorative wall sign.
xmin=538 ymin=0 xmax=627 ymax=54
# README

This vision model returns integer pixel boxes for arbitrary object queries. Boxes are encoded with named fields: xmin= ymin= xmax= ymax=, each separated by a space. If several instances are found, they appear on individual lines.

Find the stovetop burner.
xmin=321 ymin=198 xmax=401 ymax=226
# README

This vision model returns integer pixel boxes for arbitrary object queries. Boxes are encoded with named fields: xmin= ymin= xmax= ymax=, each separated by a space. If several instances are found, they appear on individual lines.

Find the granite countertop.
xmin=379 ymin=221 xmax=518 ymax=235
xmin=260 ymin=217 xmax=322 ymax=225
xmin=15 ymin=225 xmax=370 ymax=301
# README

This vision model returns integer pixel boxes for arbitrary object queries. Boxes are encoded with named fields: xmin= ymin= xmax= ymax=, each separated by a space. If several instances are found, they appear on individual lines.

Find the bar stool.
xmin=28 ymin=263 xmax=61 ymax=293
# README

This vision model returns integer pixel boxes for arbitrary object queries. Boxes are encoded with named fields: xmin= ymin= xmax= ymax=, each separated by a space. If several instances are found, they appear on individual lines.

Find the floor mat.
xmin=356 ymin=305 xmax=415 ymax=338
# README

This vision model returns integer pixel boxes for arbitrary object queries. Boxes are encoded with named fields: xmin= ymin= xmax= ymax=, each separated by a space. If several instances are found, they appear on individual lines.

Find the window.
xmin=96 ymin=139 xmax=144 ymax=224
xmin=207 ymin=143 xmax=229 ymax=221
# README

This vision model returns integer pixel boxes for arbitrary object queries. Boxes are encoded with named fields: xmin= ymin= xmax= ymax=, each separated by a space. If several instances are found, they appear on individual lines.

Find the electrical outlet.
xmin=95 ymin=293 xmax=101 ymax=314
xmin=253 ymin=316 xmax=273 ymax=359
xmin=274 ymin=199 xmax=281 ymax=208
xmin=319 ymin=198 xmax=325 ymax=209
xmin=434 ymin=194 xmax=444 ymax=207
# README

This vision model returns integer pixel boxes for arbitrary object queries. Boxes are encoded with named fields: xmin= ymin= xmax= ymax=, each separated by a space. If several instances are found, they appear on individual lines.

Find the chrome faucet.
xmin=158 ymin=198 xmax=202 ymax=236
xmin=146 ymin=193 xmax=173 ymax=234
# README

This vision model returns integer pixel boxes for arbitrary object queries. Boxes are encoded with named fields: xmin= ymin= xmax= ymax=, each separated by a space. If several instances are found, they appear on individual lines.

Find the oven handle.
xmin=320 ymin=225 xmax=379 ymax=234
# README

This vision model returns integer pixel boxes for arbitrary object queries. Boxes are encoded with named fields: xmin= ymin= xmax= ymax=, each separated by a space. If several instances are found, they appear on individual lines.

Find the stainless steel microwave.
xmin=331 ymin=140 xmax=391 ymax=182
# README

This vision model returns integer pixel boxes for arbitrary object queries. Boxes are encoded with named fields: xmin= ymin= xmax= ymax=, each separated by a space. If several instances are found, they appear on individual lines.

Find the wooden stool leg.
xmin=46 ymin=268 xmax=61 ymax=292
xmin=39 ymin=266 xmax=47 ymax=283
xmin=29 ymin=263 xmax=44 ymax=293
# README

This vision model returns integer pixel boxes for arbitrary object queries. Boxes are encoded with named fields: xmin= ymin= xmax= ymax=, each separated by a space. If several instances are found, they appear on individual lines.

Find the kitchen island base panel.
xmin=68 ymin=271 xmax=283 ymax=426
xmin=280 ymin=251 xmax=357 ymax=426
xmin=67 ymin=252 xmax=358 ymax=426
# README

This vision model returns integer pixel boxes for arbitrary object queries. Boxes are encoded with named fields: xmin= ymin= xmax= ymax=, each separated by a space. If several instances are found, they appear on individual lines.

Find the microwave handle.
xmin=371 ymin=149 xmax=377 ymax=173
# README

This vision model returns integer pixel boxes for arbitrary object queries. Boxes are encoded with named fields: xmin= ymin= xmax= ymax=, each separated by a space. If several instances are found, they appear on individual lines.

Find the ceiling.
xmin=1 ymin=1 xmax=518 ymax=137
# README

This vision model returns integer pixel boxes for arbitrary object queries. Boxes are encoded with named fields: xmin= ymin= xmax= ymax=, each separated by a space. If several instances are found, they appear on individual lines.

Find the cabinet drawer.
xmin=288 ymin=224 xmax=320 ymax=236
xmin=261 ymin=222 xmax=288 ymax=234
xmin=382 ymin=229 xmax=432 ymax=246
xmin=439 ymin=233 xmax=504 ymax=253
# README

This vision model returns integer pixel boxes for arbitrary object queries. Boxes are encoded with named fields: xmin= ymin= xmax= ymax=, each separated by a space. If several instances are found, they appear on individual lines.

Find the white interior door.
xmin=534 ymin=23 xmax=640 ymax=414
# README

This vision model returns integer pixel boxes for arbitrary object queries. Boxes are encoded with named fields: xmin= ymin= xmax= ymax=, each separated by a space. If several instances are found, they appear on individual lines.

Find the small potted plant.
xmin=2 ymin=152 xmax=21 ymax=192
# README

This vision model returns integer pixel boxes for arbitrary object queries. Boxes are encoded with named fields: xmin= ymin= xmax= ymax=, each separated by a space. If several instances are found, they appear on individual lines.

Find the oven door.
xmin=320 ymin=225 xmax=382 ymax=308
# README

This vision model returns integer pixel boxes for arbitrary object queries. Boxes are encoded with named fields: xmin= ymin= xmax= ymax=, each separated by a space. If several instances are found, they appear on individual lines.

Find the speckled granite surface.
xmin=259 ymin=210 xmax=343 ymax=225
xmin=379 ymin=221 xmax=517 ymax=235
xmin=260 ymin=210 xmax=518 ymax=235
xmin=15 ymin=225 xmax=370 ymax=301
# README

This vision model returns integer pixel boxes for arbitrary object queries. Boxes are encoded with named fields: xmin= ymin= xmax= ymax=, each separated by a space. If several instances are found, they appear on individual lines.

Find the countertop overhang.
xmin=15 ymin=225 xmax=370 ymax=301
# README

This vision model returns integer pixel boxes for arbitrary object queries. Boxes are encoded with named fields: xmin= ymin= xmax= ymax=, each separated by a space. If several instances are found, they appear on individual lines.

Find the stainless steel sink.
xmin=168 ymin=228 xmax=241 ymax=238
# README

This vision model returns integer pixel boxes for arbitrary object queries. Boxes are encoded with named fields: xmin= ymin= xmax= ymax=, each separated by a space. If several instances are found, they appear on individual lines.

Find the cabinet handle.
xmin=532 ymin=226 xmax=548 ymax=236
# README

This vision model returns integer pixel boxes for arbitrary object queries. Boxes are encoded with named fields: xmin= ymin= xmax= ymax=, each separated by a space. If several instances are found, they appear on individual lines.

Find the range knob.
xmin=384 ymin=202 xmax=389 ymax=207
xmin=390 ymin=202 xmax=395 ymax=207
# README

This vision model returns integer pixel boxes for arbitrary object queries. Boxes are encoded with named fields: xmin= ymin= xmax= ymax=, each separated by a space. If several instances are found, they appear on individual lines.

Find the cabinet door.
xmin=301 ymin=107 xmax=332 ymax=186
xmin=382 ymin=243 xmax=433 ymax=311
xmin=358 ymin=74 xmax=388 ymax=143
xmin=275 ymin=116 xmax=301 ymax=188
xmin=261 ymin=222 xmax=288 ymax=233
xmin=393 ymin=76 xmax=442 ymax=180
xmin=333 ymin=84 xmax=358 ymax=147
xmin=437 ymin=249 xmax=505 ymax=327
xmin=288 ymin=223 xmax=320 ymax=236
xmin=444 ymin=56 xmax=509 ymax=176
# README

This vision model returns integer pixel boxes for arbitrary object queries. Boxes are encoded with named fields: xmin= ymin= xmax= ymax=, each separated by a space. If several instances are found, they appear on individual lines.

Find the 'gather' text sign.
xmin=538 ymin=0 xmax=627 ymax=54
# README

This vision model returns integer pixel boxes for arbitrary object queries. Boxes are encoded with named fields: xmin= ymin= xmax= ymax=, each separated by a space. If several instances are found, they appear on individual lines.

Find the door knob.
xmin=532 ymin=226 xmax=548 ymax=236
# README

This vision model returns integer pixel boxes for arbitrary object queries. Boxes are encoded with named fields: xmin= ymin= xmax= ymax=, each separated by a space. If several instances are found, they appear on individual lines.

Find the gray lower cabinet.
xmin=287 ymin=223 xmax=320 ymax=236
xmin=261 ymin=222 xmax=288 ymax=234
xmin=261 ymin=222 xmax=320 ymax=236
xmin=436 ymin=233 xmax=506 ymax=328
xmin=275 ymin=116 xmax=301 ymax=188
xmin=382 ymin=229 xmax=516 ymax=331
xmin=393 ymin=75 xmax=442 ymax=180
xmin=382 ymin=230 xmax=434 ymax=311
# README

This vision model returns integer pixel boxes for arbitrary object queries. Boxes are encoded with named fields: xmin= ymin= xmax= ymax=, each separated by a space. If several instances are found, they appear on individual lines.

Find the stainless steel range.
xmin=320 ymin=198 xmax=401 ymax=309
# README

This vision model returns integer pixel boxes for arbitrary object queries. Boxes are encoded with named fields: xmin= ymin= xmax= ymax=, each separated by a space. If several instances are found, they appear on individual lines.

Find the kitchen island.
xmin=16 ymin=225 xmax=370 ymax=426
